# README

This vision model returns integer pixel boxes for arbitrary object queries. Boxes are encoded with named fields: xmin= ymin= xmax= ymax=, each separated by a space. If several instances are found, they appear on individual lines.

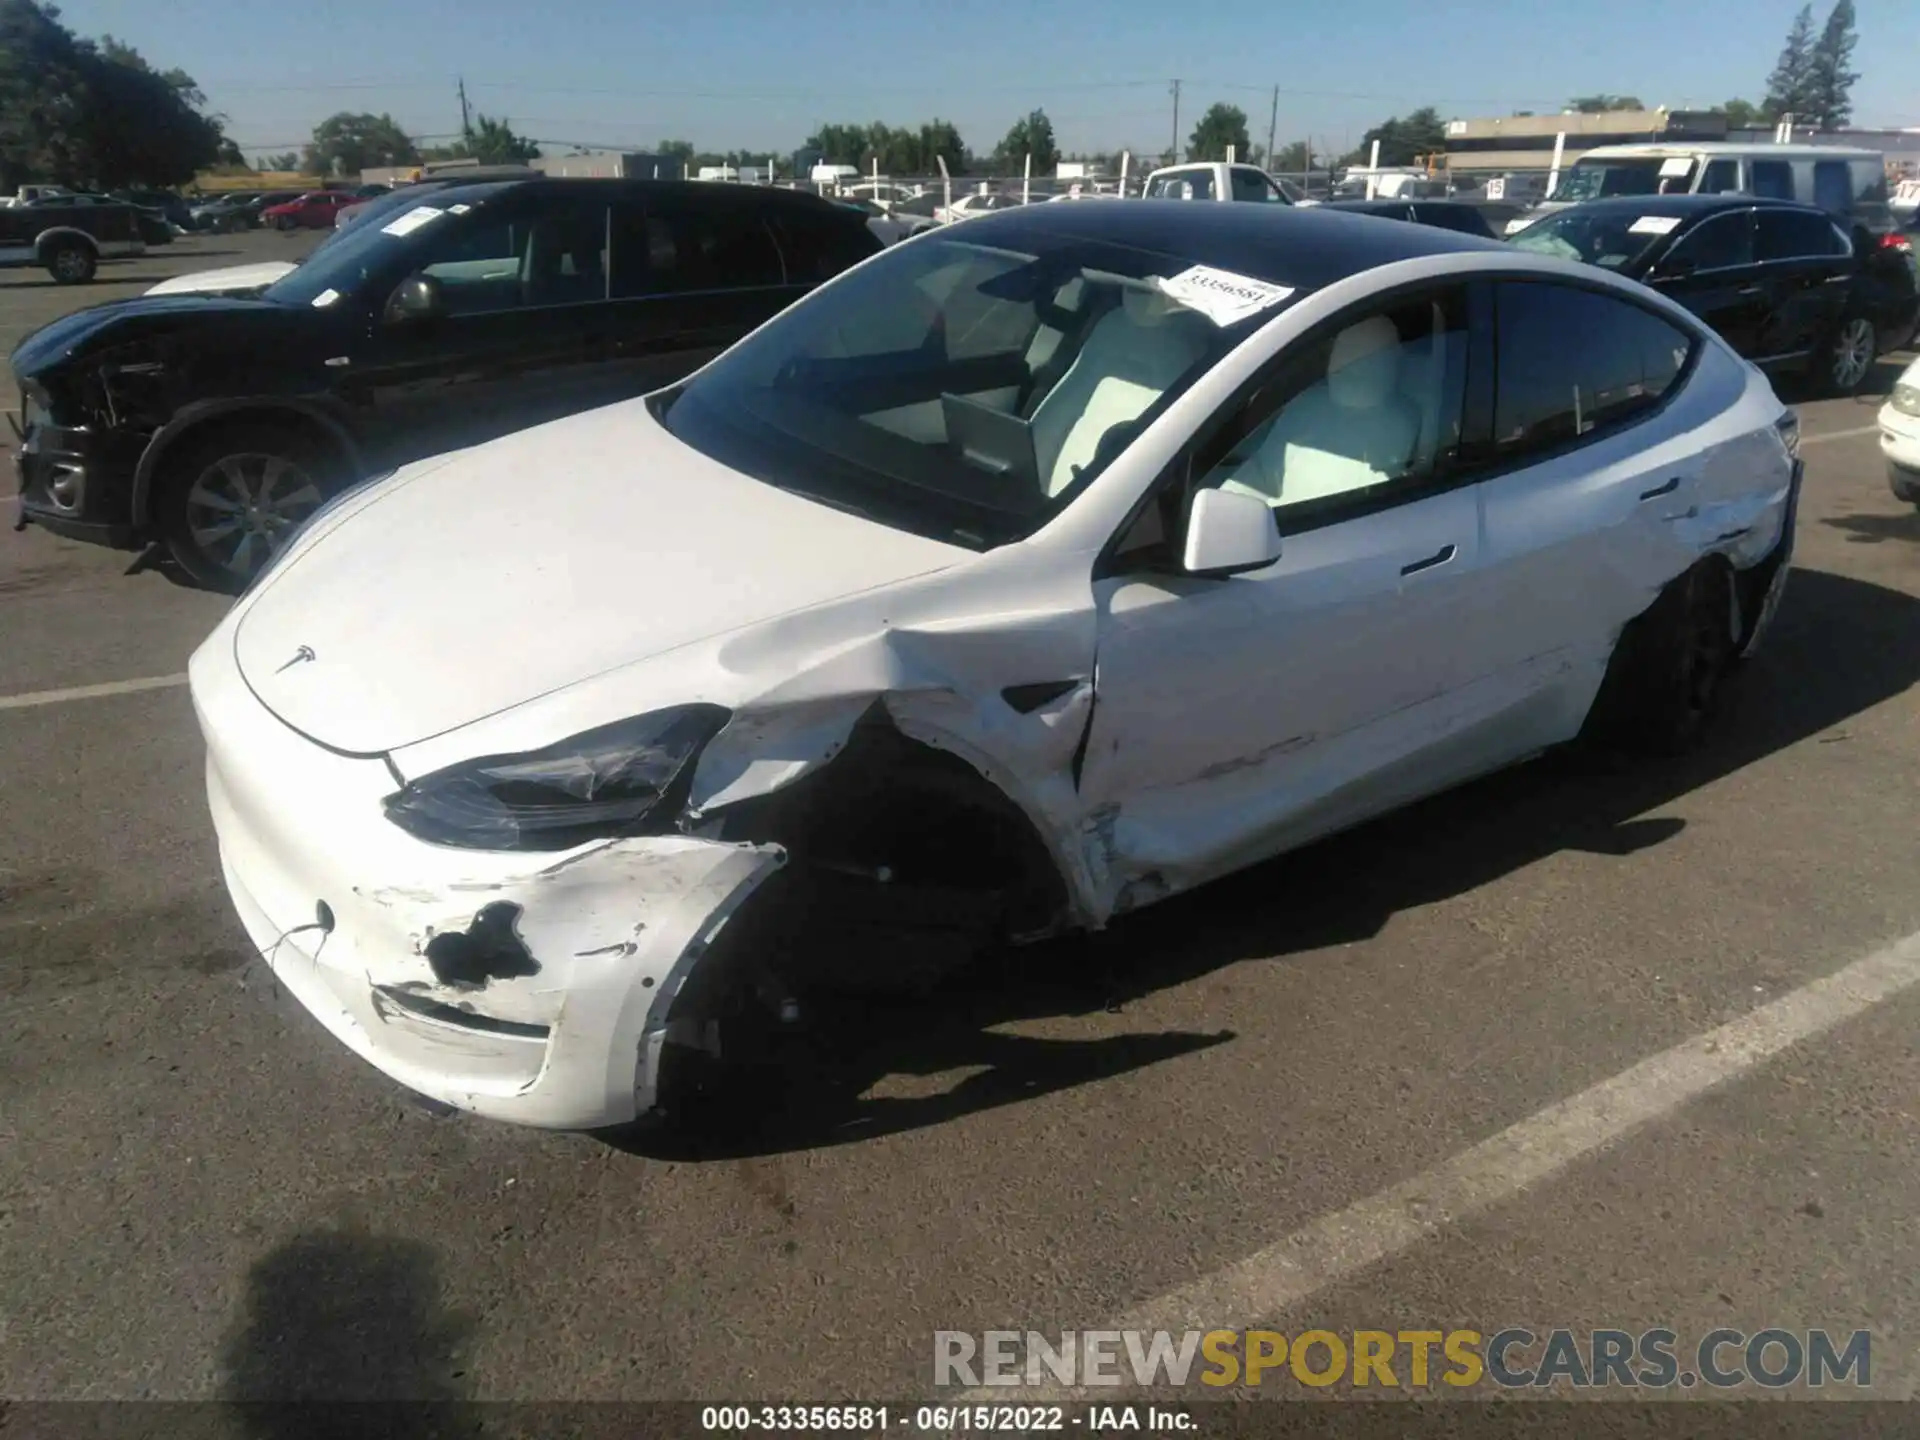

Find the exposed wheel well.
xmin=672 ymin=714 xmax=1071 ymax=1029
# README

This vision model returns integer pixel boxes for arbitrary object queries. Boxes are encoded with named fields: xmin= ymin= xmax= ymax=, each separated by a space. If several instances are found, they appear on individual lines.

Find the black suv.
xmin=1510 ymin=194 xmax=1920 ymax=396
xmin=12 ymin=178 xmax=879 ymax=586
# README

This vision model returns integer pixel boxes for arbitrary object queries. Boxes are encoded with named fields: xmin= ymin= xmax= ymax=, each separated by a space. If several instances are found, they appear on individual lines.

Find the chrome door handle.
xmin=1400 ymin=543 xmax=1457 ymax=576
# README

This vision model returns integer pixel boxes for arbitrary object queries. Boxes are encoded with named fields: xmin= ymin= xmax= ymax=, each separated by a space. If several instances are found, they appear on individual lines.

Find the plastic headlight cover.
xmin=1892 ymin=383 xmax=1920 ymax=418
xmin=383 ymin=705 xmax=731 ymax=850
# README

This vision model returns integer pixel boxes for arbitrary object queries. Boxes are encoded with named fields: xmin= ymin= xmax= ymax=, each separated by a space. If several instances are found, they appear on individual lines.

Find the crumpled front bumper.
xmin=193 ymin=641 xmax=784 ymax=1129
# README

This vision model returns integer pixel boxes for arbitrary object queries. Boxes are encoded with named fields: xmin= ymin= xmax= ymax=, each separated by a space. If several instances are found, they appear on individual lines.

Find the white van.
xmin=1507 ymin=142 xmax=1889 ymax=234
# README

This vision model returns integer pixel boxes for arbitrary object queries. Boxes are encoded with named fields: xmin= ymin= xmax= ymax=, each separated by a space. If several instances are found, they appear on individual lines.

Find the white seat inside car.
xmin=1028 ymin=287 xmax=1212 ymax=496
xmin=1216 ymin=312 xmax=1427 ymax=507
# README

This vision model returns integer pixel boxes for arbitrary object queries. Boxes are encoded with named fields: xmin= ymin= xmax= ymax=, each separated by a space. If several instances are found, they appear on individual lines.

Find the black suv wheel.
xmin=155 ymin=422 xmax=343 ymax=590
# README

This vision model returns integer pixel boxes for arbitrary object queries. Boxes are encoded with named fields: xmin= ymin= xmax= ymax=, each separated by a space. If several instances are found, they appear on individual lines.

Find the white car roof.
xmin=1579 ymin=142 xmax=1884 ymax=162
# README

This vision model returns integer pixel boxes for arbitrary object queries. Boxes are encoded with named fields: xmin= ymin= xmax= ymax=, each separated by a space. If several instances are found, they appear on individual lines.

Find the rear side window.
xmin=770 ymin=208 xmax=881 ymax=284
xmin=1492 ymin=282 xmax=1693 ymax=459
xmin=1229 ymin=168 xmax=1273 ymax=203
xmin=609 ymin=201 xmax=785 ymax=298
xmin=1755 ymin=209 xmax=1849 ymax=261
xmin=1851 ymin=159 xmax=1889 ymax=206
xmin=1751 ymin=159 xmax=1794 ymax=200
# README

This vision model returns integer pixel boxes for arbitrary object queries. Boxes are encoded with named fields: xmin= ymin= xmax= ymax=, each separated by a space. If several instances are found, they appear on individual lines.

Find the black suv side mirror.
xmin=384 ymin=272 xmax=447 ymax=324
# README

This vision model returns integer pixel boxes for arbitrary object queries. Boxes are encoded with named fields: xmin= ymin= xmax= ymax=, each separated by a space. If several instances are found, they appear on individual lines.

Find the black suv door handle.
xmin=1639 ymin=476 xmax=1681 ymax=500
xmin=1400 ymin=543 xmax=1456 ymax=576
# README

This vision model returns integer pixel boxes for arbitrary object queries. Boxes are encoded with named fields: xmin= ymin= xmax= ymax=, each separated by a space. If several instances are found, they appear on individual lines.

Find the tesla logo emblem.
xmin=275 ymin=645 xmax=317 ymax=673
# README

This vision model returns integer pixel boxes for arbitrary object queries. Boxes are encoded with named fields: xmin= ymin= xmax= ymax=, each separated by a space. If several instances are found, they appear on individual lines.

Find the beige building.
xmin=1439 ymin=108 xmax=1730 ymax=178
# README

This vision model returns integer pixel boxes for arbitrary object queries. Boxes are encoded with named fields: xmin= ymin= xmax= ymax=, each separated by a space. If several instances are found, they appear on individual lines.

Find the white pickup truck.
xmin=1141 ymin=162 xmax=1306 ymax=205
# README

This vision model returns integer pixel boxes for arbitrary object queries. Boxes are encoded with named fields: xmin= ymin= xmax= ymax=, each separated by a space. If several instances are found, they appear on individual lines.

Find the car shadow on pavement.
xmin=1823 ymin=509 xmax=1920 ymax=544
xmin=218 ymin=1221 xmax=475 ymax=1436
xmin=610 ymin=566 xmax=1920 ymax=1162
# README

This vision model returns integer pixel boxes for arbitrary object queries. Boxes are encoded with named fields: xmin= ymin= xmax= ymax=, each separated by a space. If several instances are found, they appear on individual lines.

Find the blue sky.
xmin=53 ymin=0 xmax=1920 ymax=162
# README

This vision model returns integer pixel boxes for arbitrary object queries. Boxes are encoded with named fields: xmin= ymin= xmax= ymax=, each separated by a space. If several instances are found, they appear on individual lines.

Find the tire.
xmin=44 ymin=240 xmax=96 ymax=284
xmin=274 ymin=214 xmax=296 ymax=232
xmin=154 ymin=422 xmax=344 ymax=591
xmin=1579 ymin=563 xmax=1736 ymax=758
xmin=1815 ymin=314 xmax=1877 ymax=397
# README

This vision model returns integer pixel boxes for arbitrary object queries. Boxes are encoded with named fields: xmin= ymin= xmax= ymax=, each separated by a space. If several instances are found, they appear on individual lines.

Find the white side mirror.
xmin=1183 ymin=487 xmax=1282 ymax=577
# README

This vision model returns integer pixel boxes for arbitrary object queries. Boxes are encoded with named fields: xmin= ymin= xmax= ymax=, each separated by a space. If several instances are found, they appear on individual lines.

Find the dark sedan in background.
xmin=1510 ymin=194 xmax=1920 ymax=396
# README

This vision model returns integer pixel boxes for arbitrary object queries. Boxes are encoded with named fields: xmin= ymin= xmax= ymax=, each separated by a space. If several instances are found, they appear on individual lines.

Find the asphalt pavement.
xmin=4 ymin=230 xmax=1920 ymax=1414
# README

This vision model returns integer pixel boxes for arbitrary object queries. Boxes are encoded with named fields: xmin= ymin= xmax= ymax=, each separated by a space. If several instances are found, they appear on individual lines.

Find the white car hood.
xmin=233 ymin=401 xmax=966 ymax=755
xmin=145 ymin=261 xmax=298 ymax=296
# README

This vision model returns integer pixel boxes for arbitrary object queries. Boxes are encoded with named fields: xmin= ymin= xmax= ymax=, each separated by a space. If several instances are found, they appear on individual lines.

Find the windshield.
xmin=263 ymin=186 xmax=506 ymax=306
xmin=658 ymin=232 xmax=1292 ymax=548
xmin=1549 ymin=158 xmax=1697 ymax=203
xmin=1508 ymin=207 xmax=1673 ymax=271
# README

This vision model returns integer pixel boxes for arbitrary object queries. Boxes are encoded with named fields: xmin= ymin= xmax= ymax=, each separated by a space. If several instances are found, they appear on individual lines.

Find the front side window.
xmin=1193 ymin=287 xmax=1470 ymax=527
xmin=1492 ymin=282 xmax=1692 ymax=459
xmin=658 ymin=232 xmax=1291 ymax=548
xmin=1813 ymin=160 xmax=1853 ymax=216
xmin=1664 ymin=211 xmax=1755 ymax=272
xmin=1755 ymin=208 xmax=1850 ymax=261
xmin=411 ymin=199 xmax=607 ymax=312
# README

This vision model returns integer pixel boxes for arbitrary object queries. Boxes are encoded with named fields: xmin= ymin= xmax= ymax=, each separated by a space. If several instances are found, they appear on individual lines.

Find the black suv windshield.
xmin=657 ymin=230 xmax=1291 ymax=549
xmin=1509 ymin=207 xmax=1676 ymax=271
xmin=264 ymin=185 xmax=515 ymax=307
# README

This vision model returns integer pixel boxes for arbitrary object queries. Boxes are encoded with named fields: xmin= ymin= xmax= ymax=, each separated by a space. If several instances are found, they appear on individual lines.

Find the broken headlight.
xmin=382 ymin=705 xmax=732 ymax=851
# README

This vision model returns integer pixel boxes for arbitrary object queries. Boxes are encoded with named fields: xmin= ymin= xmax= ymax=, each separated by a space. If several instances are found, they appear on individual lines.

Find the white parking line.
xmin=1800 ymin=423 xmax=1882 ymax=447
xmin=970 ymin=927 xmax=1920 ymax=1400
xmin=0 ymin=673 xmax=188 ymax=711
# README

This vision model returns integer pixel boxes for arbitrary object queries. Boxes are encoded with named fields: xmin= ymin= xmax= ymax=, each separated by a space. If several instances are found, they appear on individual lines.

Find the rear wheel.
xmin=1580 ymin=563 xmax=1736 ymax=758
xmin=1817 ymin=315 xmax=1877 ymax=397
xmin=154 ymin=422 xmax=342 ymax=591
xmin=45 ymin=240 xmax=95 ymax=284
xmin=274 ymin=214 xmax=297 ymax=232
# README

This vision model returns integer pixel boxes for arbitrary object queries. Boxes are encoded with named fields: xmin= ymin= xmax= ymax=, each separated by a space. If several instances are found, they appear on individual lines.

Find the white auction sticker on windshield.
xmin=1659 ymin=157 xmax=1694 ymax=177
xmin=447 ymin=203 xmax=472 ymax=214
xmin=310 ymin=288 xmax=340 ymax=308
xmin=1153 ymin=265 xmax=1294 ymax=326
xmin=1629 ymin=214 xmax=1683 ymax=235
xmin=380 ymin=205 xmax=445 ymax=237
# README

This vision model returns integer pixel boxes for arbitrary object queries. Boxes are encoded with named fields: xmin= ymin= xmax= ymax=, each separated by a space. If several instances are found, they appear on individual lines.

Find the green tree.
xmin=263 ymin=151 xmax=300 ymax=171
xmin=1717 ymin=98 xmax=1765 ymax=128
xmin=0 ymin=4 xmax=226 ymax=188
xmin=1343 ymin=106 xmax=1446 ymax=167
xmin=993 ymin=109 xmax=1058 ymax=173
xmin=1763 ymin=4 xmax=1819 ymax=122
xmin=304 ymin=111 xmax=418 ymax=177
xmin=447 ymin=112 xmax=539 ymax=164
xmin=1187 ymin=102 xmax=1252 ymax=163
xmin=1269 ymin=139 xmax=1311 ymax=173
xmin=1567 ymin=94 xmax=1644 ymax=113
xmin=1805 ymin=0 xmax=1858 ymax=130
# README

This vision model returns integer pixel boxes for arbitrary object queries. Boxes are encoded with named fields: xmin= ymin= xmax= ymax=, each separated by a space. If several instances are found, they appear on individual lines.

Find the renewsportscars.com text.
xmin=934 ymin=1327 xmax=1872 ymax=1390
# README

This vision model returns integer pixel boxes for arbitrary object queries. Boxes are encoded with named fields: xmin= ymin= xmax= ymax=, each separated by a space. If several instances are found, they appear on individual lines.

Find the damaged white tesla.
xmin=189 ymin=200 xmax=1802 ymax=1129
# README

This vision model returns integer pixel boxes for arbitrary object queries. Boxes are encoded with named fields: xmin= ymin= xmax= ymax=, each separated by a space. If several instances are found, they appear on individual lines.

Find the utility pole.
xmin=1266 ymin=85 xmax=1279 ymax=170
xmin=1169 ymin=78 xmax=1181 ymax=163
xmin=457 ymin=76 xmax=472 ymax=140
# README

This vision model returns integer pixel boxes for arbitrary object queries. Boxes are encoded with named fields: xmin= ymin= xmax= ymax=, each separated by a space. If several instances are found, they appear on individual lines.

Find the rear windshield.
xmin=1550 ymin=158 xmax=1696 ymax=203
xmin=656 ymin=232 xmax=1298 ymax=548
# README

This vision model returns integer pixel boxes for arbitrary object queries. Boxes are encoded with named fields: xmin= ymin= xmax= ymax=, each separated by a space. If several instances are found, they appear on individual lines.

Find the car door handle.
xmin=1736 ymin=285 xmax=1765 ymax=296
xmin=1823 ymin=275 xmax=1849 ymax=284
xmin=1638 ymin=476 xmax=1681 ymax=500
xmin=1400 ymin=543 xmax=1456 ymax=576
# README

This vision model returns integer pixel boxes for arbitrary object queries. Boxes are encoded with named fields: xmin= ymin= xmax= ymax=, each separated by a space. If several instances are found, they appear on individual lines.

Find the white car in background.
xmin=191 ymin=201 xmax=1800 ymax=1130
xmin=145 ymin=259 xmax=299 ymax=297
xmin=1881 ymin=355 xmax=1920 ymax=509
